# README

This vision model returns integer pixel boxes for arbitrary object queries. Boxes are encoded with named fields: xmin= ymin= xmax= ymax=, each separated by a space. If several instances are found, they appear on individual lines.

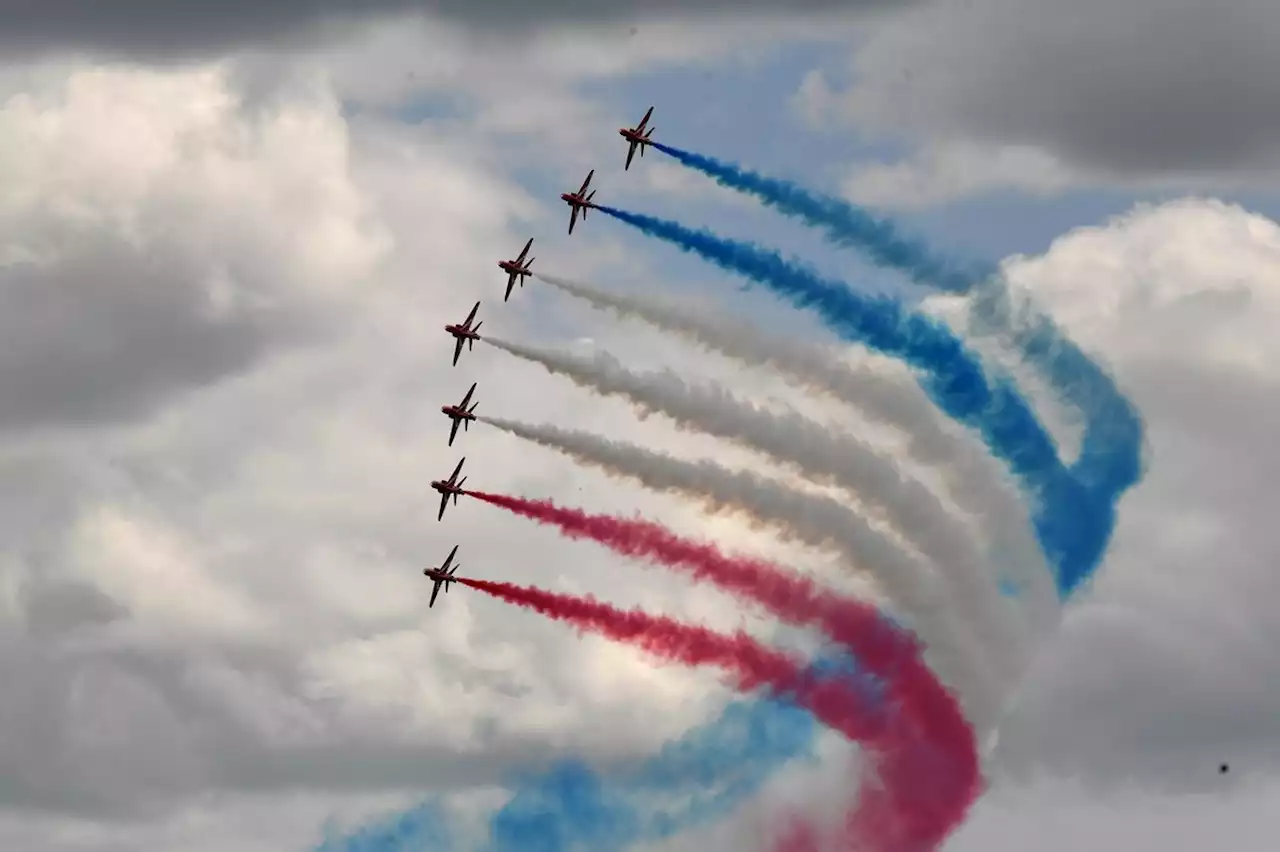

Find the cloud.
xmin=0 ymin=0 xmax=916 ymax=61
xmin=947 ymin=775 xmax=1280 ymax=851
xmin=0 ymin=64 xmax=389 ymax=432
xmin=802 ymin=0 xmax=1280 ymax=203
xmin=971 ymin=199 xmax=1280 ymax=789
xmin=838 ymin=141 xmax=1074 ymax=211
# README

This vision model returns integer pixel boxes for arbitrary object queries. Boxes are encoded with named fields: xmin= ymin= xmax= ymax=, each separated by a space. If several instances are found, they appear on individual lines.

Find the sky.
xmin=0 ymin=1 xmax=1278 ymax=849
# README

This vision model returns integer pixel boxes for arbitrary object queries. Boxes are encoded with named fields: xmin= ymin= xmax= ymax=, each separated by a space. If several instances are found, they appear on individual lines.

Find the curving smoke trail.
xmin=317 ymin=677 xmax=821 ymax=852
xmin=477 ymin=414 xmax=1006 ymax=732
xmin=459 ymin=575 xmax=889 ymax=740
xmin=593 ymin=204 xmax=1105 ymax=598
xmin=953 ymin=282 xmax=1146 ymax=585
xmin=534 ymin=273 xmax=950 ymax=447
xmin=481 ymin=334 xmax=1029 ymax=690
xmin=456 ymin=549 xmax=978 ymax=851
xmin=644 ymin=145 xmax=1145 ymax=595
xmin=534 ymin=272 xmax=1054 ymax=628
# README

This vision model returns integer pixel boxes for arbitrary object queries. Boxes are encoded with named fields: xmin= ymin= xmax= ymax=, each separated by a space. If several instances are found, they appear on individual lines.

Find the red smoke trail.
xmin=462 ymin=491 xmax=980 ymax=850
xmin=458 ymin=576 xmax=889 ymax=744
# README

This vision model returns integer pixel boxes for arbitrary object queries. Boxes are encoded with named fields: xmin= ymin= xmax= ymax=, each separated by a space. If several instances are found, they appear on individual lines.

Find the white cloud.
xmin=63 ymin=506 xmax=270 ymax=641
xmin=839 ymin=140 xmax=1076 ymax=211
xmin=960 ymin=200 xmax=1280 ymax=800
xmin=0 ymin=62 xmax=390 ymax=431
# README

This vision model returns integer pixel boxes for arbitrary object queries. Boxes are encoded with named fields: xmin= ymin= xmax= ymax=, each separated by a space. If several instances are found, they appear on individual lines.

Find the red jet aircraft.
xmin=423 ymin=544 xmax=463 ymax=607
xmin=444 ymin=301 xmax=482 ymax=367
xmin=441 ymin=382 xmax=478 ymax=447
xmin=560 ymin=170 xmax=597 ymax=235
xmin=619 ymin=106 xmax=655 ymax=170
xmin=430 ymin=457 xmax=468 ymax=521
xmin=498 ymin=238 xmax=535 ymax=301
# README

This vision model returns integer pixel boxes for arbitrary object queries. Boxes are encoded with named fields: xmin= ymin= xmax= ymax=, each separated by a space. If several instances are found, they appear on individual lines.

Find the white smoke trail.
xmin=478 ymin=414 xmax=1006 ymax=733
xmin=535 ymin=272 xmax=1057 ymax=636
xmin=483 ymin=335 xmax=1028 ymax=690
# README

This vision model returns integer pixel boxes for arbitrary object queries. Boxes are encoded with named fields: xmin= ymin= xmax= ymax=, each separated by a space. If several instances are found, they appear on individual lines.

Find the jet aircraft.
xmin=441 ymin=382 xmax=478 ymax=447
xmin=430 ymin=457 xmax=468 ymax=521
xmin=498 ymin=238 xmax=535 ymax=301
xmin=444 ymin=301 xmax=482 ymax=366
xmin=423 ymin=544 xmax=463 ymax=607
xmin=560 ymin=170 xmax=597 ymax=235
xmin=619 ymin=106 xmax=655 ymax=170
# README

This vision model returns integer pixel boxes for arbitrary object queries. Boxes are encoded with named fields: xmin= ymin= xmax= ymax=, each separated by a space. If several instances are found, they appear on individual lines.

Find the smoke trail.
xmin=461 ymin=576 xmax=977 ymax=851
xmin=956 ymin=283 xmax=1146 ymax=593
xmin=317 ymin=689 xmax=820 ymax=852
xmin=460 ymin=577 xmax=867 ymax=724
xmin=535 ymin=272 xmax=1054 ymax=628
xmin=317 ymin=802 xmax=456 ymax=852
xmin=462 ymin=488 xmax=979 ymax=796
xmin=482 ymin=335 xmax=1027 ymax=687
xmin=477 ymin=414 xmax=1004 ymax=731
xmin=593 ymin=204 xmax=1102 ymax=598
xmin=645 ymin=146 xmax=1145 ymax=594
xmin=651 ymin=141 xmax=987 ymax=292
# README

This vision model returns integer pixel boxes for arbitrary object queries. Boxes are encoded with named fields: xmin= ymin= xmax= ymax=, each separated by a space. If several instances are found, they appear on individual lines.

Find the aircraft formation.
xmin=430 ymin=107 xmax=657 ymax=607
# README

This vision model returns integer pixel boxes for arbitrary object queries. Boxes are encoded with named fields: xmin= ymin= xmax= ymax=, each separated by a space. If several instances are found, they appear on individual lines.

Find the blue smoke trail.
xmin=318 ymin=801 xmax=457 ymax=852
xmin=651 ymin=141 xmax=991 ymax=293
xmin=966 ymin=285 xmax=1145 ymax=501
xmin=650 ymin=143 xmax=1146 ymax=590
xmin=315 ymin=679 xmax=824 ymax=852
xmin=595 ymin=204 xmax=1106 ymax=596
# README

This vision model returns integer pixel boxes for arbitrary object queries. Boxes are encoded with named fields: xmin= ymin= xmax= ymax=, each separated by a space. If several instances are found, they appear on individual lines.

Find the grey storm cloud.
xmin=0 ymin=237 xmax=306 ymax=434
xmin=0 ymin=0 xmax=916 ymax=59
xmin=841 ymin=0 xmax=1280 ymax=176
xmin=0 ymin=635 xmax=577 ymax=816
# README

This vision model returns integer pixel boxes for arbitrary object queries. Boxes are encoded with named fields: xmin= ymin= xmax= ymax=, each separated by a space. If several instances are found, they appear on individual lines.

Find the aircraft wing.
xmin=452 ymin=337 xmax=465 ymax=366
xmin=505 ymin=273 xmax=516 ymax=301
xmin=516 ymin=238 xmax=533 ymax=263
xmin=459 ymin=382 xmax=476 ymax=408
xmin=636 ymin=106 xmax=653 ymax=132
xmin=569 ymin=205 xmax=579 ymax=235
xmin=578 ymin=170 xmax=593 ymax=194
xmin=429 ymin=579 xmax=441 ymax=608
xmin=464 ymin=301 xmax=480 ymax=327
xmin=448 ymin=418 xmax=461 ymax=446
xmin=437 ymin=492 xmax=449 ymax=521
xmin=448 ymin=457 xmax=466 ymax=483
xmin=625 ymin=141 xmax=638 ymax=170
xmin=441 ymin=544 xmax=458 ymax=572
